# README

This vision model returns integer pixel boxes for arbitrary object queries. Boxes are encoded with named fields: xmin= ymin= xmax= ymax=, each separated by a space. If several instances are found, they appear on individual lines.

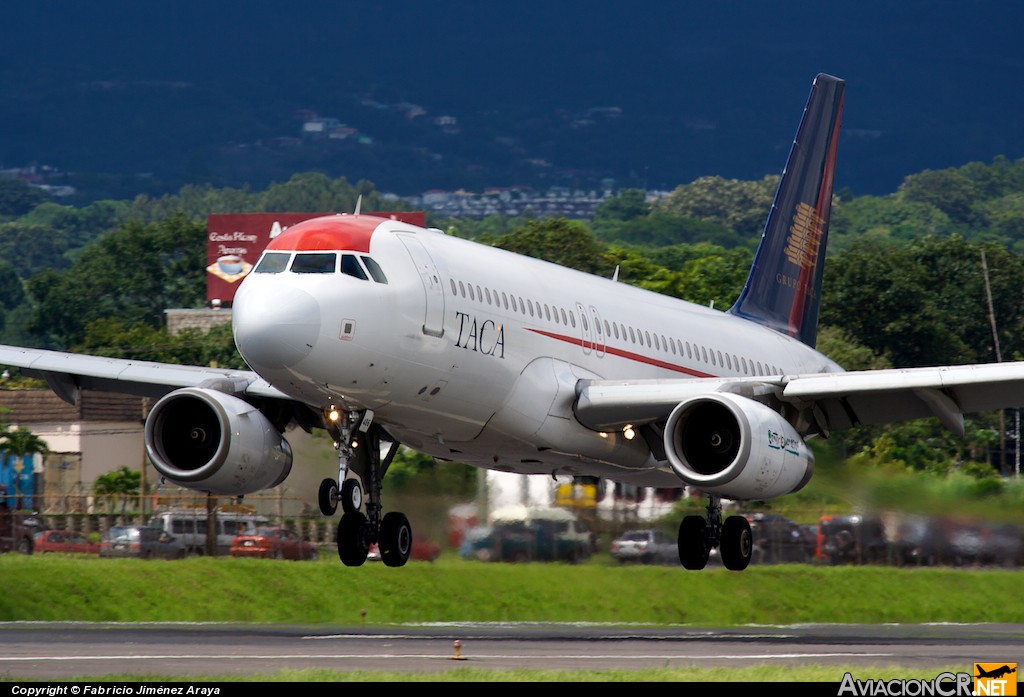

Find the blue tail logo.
xmin=728 ymin=73 xmax=845 ymax=348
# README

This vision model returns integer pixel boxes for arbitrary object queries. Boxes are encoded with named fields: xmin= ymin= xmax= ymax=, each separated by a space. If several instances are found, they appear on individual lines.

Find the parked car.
xmin=745 ymin=513 xmax=814 ymax=564
xmin=0 ymin=505 xmax=40 ymax=554
xmin=230 ymin=526 xmax=319 ymax=561
xmin=149 ymin=508 xmax=268 ymax=556
xmin=99 ymin=525 xmax=186 ymax=559
xmin=818 ymin=514 xmax=890 ymax=565
xmin=367 ymin=538 xmax=442 ymax=562
xmin=609 ymin=529 xmax=678 ymax=565
xmin=33 ymin=529 xmax=100 ymax=554
xmin=460 ymin=507 xmax=593 ymax=563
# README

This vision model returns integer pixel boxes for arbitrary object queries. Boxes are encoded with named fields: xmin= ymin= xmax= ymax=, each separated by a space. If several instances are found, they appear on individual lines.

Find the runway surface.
xmin=0 ymin=622 xmax=1020 ymax=680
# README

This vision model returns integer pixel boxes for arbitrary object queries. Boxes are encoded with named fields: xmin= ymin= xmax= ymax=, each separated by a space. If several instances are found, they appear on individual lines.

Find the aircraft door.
xmin=589 ymin=305 xmax=606 ymax=358
xmin=397 ymin=234 xmax=446 ymax=338
xmin=575 ymin=302 xmax=592 ymax=355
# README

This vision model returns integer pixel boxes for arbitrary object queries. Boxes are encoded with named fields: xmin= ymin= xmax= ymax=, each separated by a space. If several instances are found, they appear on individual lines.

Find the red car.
xmin=367 ymin=539 xmax=441 ymax=562
xmin=230 ymin=527 xmax=319 ymax=561
xmin=33 ymin=529 xmax=100 ymax=555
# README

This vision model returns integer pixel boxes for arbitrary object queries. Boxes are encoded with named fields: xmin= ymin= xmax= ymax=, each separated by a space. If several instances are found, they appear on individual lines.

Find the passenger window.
xmin=254 ymin=252 xmax=290 ymax=274
xmin=450 ymin=280 xmax=457 ymax=295
xmin=340 ymin=254 xmax=368 ymax=280
xmin=292 ymin=252 xmax=338 ymax=274
xmin=361 ymin=256 xmax=388 ymax=283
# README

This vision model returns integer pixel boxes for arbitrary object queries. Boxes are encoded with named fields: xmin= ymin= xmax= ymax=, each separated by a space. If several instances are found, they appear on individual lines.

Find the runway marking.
xmin=0 ymin=652 xmax=895 ymax=662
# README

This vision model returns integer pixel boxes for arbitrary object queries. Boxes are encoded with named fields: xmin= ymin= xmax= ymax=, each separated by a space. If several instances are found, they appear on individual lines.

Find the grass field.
xmin=3 ymin=552 xmax=1022 ymax=625
xmin=0 ymin=551 xmax=1019 ymax=681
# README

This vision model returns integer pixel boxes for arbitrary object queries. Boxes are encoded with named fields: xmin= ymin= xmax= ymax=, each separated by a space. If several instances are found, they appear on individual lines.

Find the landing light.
xmin=328 ymin=406 xmax=340 ymax=422
xmin=623 ymin=425 xmax=636 ymax=440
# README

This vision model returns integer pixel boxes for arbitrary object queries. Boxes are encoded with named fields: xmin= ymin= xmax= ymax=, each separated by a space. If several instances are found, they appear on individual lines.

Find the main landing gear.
xmin=677 ymin=495 xmax=753 ymax=571
xmin=318 ymin=409 xmax=413 ymax=567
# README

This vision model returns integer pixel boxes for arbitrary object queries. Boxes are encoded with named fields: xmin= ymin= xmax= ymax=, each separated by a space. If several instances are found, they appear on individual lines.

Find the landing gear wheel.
xmin=678 ymin=515 xmax=710 ymax=570
xmin=719 ymin=515 xmax=753 ymax=571
xmin=336 ymin=511 xmax=370 ymax=566
xmin=379 ymin=512 xmax=412 ymax=567
xmin=318 ymin=478 xmax=338 ymax=516
xmin=340 ymin=478 xmax=362 ymax=514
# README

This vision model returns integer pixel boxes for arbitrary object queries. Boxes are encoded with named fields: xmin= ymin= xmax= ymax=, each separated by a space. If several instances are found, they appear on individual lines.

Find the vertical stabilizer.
xmin=728 ymin=73 xmax=845 ymax=348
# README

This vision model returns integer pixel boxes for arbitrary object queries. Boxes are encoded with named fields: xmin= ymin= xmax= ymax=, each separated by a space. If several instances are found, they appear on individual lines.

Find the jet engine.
xmin=144 ymin=387 xmax=293 ymax=496
xmin=664 ymin=392 xmax=813 ymax=500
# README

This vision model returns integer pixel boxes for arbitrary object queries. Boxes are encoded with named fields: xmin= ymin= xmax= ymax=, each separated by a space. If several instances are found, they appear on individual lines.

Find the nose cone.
xmin=233 ymin=281 xmax=321 ymax=370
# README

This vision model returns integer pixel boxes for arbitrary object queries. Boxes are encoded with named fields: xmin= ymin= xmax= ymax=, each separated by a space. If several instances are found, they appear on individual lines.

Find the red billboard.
xmin=206 ymin=211 xmax=426 ymax=304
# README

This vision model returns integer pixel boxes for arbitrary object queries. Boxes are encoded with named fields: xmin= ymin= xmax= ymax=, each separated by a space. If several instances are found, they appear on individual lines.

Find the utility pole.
xmin=980 ymin=249 xmax=1014 ymax=476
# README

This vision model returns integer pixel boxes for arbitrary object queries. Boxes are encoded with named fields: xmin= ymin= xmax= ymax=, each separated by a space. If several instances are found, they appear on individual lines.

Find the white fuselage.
xmin=231 ymin=216 xmax=842 ymax=486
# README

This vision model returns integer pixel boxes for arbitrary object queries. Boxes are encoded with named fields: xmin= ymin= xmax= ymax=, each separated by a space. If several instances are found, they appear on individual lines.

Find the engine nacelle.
xmin=664 ymin=392 xmax=813 ymax=500
xmin=145 ymin=387 xmax=293 ymax=496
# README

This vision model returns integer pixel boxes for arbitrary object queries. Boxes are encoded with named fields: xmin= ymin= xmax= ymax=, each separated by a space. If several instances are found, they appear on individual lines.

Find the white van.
xmin=148 ymin=508 xmax=269 ymax=556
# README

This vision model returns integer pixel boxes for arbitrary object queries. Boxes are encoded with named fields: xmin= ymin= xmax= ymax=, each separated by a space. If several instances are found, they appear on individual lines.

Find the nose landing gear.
xmin=318 ymin=410 xmax=412 ymax=567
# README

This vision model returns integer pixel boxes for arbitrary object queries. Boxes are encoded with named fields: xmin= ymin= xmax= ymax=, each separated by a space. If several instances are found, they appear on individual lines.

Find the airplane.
xmin=4 ymin=72 xmax=1024 ymax=571
xmin=975 ymin=665 xmax=1017 ymax=680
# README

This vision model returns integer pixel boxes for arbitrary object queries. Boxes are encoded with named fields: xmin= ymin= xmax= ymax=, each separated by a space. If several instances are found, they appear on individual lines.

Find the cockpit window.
xmin=291 ymin=253 xmax=337 ymax=274
xmin=361 ymin=256 xmax=388 ymax=284
xmin=341 ymin=254 xmax=369 ymax=280
xmin=253 ymin=252 xmax=291 ymax=274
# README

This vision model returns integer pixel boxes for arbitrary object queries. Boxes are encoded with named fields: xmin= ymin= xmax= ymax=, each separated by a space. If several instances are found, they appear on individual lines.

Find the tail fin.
xmin=728 ymin=73 xmax=845 ymax=348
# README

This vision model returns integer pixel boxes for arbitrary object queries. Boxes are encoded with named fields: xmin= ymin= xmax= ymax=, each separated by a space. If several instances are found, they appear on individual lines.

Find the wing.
xmin=0 ymin=344 xmax=292 ymax=405
xmin=574 ymin=361 xmax=1024 ymax=438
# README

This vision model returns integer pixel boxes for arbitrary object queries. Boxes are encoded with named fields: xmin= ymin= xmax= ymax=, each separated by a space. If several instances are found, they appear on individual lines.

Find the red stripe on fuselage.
xmin=525 ymin=328 xmax=715 ymax=377
xmin=265 ymin=214 xmax=386 ymax=253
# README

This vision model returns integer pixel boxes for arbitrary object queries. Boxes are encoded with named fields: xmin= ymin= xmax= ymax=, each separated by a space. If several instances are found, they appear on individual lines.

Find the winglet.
xmin=728 ymin=73 xmax=845 ymax=348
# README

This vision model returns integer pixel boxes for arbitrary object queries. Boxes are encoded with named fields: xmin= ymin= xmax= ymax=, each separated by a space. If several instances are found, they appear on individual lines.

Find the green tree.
xmin=897 ymin=168 xmax=977 ymax=224
xmin=593 ymin=188 xmax=649 ymax=222
xmin=0 ymin=179 xmax=47 ymax=217
xmin=75 ymin=318 xmax=245 ymax=368
xmin=0 ymin=426 xmax=48 ymax=508
xmin=383 ymin=447 xmax=478 ymax=497
xmin=484 ymin=218 xmax=616 ymax=276
xmin=654 ymin=175 xmax=778 ymax=237
xmin=93 ymin=466 xmax=142 ymax=517
xmin=821 ymin=236 xmax=1024 ymax=368
xmin=27 ymin=214 xmax=206 ymax=348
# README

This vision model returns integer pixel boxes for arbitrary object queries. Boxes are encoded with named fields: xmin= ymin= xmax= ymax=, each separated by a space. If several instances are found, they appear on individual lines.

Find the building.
xmin=0 ymin=389 xmax=149 ymax=511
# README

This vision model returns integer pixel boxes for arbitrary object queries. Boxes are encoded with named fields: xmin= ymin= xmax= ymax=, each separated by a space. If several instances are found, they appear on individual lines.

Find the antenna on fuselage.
xmin=354 ymin=195 xmax=363 ymax=216
xmin=612 ymin=265 xmax=619 ymax=282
